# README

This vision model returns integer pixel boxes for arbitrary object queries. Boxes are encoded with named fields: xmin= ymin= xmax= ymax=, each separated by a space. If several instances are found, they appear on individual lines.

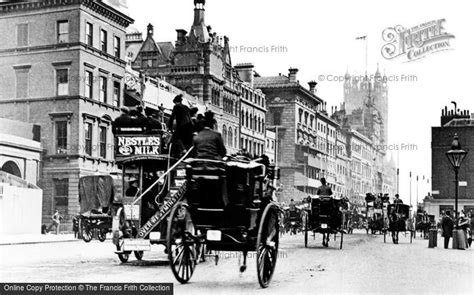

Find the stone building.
xmin=0 ymin=0 xmax=133 ymax=226
xmin=427 ymin=104 xmax=474 ymax=219
xmin=255 ymin=69 xmax=325 ymax=202
xmin=235 ymin=64 xmax=266 ymax=156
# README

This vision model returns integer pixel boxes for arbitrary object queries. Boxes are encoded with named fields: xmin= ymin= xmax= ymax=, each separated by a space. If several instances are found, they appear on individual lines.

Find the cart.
xmin=78 ymin=175 xmax=118 ymax=243
xmin=166 ymin=157 xmax=281 ymax=288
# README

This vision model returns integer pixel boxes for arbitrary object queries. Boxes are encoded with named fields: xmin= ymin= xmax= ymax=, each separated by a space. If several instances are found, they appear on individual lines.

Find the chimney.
xmin=235 ymin=63 xmax=255 ymax=87
xmin=147 ymin=23 xmax=154 ymax=38
xmin=308 ymin=81 xmax=317 ymax=94
xmin=289 ymin=68 xmax=299 ymax=83
xmin=176 ymin=29 xmax=187 ymax=45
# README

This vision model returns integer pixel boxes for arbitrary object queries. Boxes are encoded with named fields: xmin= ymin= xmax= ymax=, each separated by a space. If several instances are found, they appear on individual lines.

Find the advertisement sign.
xmin=116 ymin=135 xmax=161 ymax=157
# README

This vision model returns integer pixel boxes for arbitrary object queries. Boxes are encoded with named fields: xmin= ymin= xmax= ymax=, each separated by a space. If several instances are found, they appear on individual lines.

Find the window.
xmin=222 ymin=125 xmax=227 ymax=146
xmin=99 ymin=126 xmax=107 ymax=158
xmin=114 ymin=36 xmax=121 ymax=58
xmin=56 ymin=121 xmax=68 ymax=153
xmin=57 ymin=20 xmax=69 ymax=43
xmin=56 ymin=69 xmax=69 ymax=96
xmin=113 ymin=81 xmax=120 ymax=107
xmin=273 ymin=110 xmax=281 ymax=125
xmin=86 ymin=22 xmax=93 ymax=46
xmin=85 ymin=71 xmax=93 ymax=99
xmin=84 ymin=122 xmax=92 ymax=156
xmin=100 ymin=29 xmax=107 ymax=53
xmin=228 ymin=127 xmax=233 ymax=148
xmin=17 ymin=23 xmax=28 ymax=46
xmin=99 ymin=76 xmax=107 ymax=103
xmin=15 ymin=70 xmax=29 ymax=98
xmin=54 ymin=179 xmax=69 ymax=213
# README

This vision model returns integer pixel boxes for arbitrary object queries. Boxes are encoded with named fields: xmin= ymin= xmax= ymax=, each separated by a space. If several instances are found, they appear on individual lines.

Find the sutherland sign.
xmin=116 ymin=136 xmax=161 ymax=157
xmin=381 ymin=19 xmax=455 ymax=62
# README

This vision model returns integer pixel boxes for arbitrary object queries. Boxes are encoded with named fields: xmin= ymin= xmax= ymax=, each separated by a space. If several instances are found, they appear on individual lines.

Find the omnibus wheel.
xmin=167 ymin=202 xmax=196 ymax=284
xmin=256 ymin=203 xmax=279 ymax=288
xmin=134 ymin=251 xmax=144 ymax=261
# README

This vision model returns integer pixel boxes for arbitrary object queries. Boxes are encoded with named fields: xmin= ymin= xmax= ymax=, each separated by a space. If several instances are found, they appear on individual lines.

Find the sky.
xmin=124 ymin=0 xmax=474 ymax=207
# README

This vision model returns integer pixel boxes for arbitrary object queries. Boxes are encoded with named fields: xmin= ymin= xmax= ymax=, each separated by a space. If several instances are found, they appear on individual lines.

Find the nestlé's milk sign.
xmin=116 ymin=136 xmax=161 ymax=156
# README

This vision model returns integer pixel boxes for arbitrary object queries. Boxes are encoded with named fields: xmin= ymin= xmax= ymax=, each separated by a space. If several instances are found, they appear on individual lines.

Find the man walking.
xmin=441 ymin=211 xmax=454 ymax=249
xmin=47 ymin=210 xmax=62 ymax=235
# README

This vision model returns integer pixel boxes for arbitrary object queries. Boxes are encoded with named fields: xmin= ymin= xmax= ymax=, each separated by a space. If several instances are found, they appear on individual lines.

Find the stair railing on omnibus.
xmin=131 ymin=146 xmax=194 ymax=206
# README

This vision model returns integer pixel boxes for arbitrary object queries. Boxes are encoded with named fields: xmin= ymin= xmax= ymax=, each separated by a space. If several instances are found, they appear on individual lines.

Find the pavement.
xmin=0 ymin=233 xmax=79 ymax=246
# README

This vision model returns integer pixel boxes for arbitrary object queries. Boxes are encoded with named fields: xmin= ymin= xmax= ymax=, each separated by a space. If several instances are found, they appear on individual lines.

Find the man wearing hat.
xmin=192 ymin=111 xmax=226 ymax=161
xmin=168 ymin=94 xmax=193 ymax=156
xmin=112 ymin=107 xmax=132 ymax=134
xmin=125 ymin=177 xmax=139 ymax=197
xmin=393 ymin=194 xmax=403 ymax=205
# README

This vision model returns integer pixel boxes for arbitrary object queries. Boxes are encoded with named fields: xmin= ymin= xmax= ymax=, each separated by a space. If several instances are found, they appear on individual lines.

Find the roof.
xmin=156 ymin=42 xmax=174 ymax=60
xmin=126 ymin=42 xmax=142 ymax=63
xmin=255 ymin=75 xmax=324 ymax=104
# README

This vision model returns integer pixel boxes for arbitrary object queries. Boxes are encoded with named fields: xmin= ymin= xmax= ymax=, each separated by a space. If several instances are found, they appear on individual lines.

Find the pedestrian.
xmin=441 ymin=211 xmax=454 ymax=249
xmin=168 ymin=94 xmax=194 ymax=157
xmin=457 ymin=212 xmax=469 ymax=249
xmin=47 ymin=210 xmax=62 ymax=235
xmin=72 ymin=215 xmax=79 ymax=238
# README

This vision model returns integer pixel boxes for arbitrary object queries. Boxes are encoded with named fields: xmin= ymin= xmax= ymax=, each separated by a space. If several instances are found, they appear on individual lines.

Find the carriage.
xmin=77 ymin=175 xmax=121 ymax=243
xmin=384 ymin=204 xmax=413 ymax=244
xmin=111 ymin=118 xmax=190 ymax=263
xmin=303 ymin=196 xmax=344 ymax=249
xmin=365 ymin=194 xmax=389 ymax=235
xmin=415 ymin=213 xmax=435 ymax=239
xmin=166 ymin=157 xmax=281 ymax=288
xmin=283 ymin=206 xmax=303 ymax=235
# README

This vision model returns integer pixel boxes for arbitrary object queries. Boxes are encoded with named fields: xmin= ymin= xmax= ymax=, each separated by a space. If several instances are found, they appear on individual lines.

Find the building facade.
xmin=255 ymin=69 xmax=325 ymax=202
xmin=0 ymin=0 xmax=133 ymax=225
xmin=235 ymin=64 xmax=266 ymax=156
xmin=427 ymin=105 xmax=474 ymax=219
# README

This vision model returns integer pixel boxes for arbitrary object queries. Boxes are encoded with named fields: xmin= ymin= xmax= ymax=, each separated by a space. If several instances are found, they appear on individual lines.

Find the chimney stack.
xmin=235 ymin=63 xmax=255 ymax=88
xmin=176 ymin=29 xmax=187 ymax=45
xmin=308 ymin=80 xmax=317 ymax=94
xmin=289 ymin=68 xmax=299 ymax=83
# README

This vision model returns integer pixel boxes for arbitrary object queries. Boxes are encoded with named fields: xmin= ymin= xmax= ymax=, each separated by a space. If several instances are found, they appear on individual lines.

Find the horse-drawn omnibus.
xmin=111 ymin=115 xmax=189 ymax=262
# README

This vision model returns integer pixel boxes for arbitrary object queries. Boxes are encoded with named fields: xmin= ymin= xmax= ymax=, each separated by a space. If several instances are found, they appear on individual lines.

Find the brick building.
xmin=0 ymin=0 xmax=133 ymax=226
xmin=426 ymin=104 xmax=474 ymax=219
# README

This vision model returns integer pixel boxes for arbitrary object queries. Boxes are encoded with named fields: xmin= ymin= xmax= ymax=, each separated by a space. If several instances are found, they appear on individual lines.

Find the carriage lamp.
xmin=445 ymin=134 xmax=468 ymax=219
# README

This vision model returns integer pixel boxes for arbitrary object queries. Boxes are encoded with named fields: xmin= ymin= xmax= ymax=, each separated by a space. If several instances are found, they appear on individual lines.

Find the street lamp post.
xmin=445 ymin=134 xmax=468 ymax=219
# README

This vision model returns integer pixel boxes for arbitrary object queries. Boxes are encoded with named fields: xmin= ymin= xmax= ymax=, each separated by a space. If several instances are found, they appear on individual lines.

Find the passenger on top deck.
xmin=192 ymin=111 xmax=226 ymax=161
xmin=168 ymin=94 xmax=194 ymax=155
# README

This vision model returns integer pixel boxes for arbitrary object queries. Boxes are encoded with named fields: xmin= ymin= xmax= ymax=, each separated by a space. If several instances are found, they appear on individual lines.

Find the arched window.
xmin=228 ymin=127 xmax=233 ymax=147
xmin=1 ymin=161 xmax=22 ymax=178
xmin=222 ymin=125 xmax=227 ymax=146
